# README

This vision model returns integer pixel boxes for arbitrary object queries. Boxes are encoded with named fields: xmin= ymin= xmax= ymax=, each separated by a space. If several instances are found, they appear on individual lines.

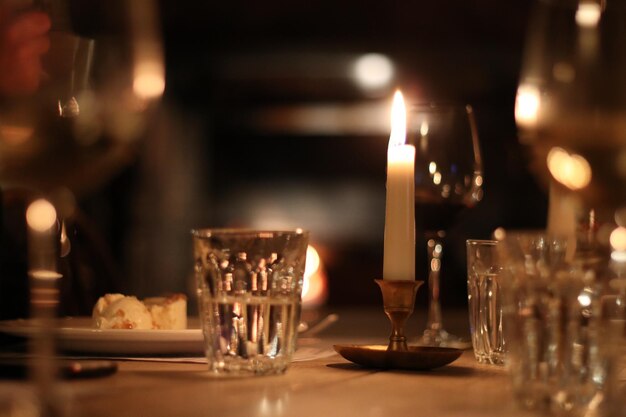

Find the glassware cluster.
xmin=514 ymin=0 xmax=626 ymax=415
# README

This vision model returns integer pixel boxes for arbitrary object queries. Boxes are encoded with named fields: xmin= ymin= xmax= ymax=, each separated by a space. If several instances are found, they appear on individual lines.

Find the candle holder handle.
xmin=375 ymin=279 xmax=423 ymax=351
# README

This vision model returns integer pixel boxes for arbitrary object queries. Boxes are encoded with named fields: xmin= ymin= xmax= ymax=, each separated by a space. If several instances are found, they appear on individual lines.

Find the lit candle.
xmin=383 ymin=91 xmax=415 ymax=281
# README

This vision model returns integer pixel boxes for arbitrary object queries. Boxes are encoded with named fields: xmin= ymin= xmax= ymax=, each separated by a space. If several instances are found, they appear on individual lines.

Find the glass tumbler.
xmin=192 ymin=228 xmax=309 ymax=376
xmin=497 ymin=231 xmax=605 ymax=414
xmin=466 ymin=239 xmax=504 ymax=365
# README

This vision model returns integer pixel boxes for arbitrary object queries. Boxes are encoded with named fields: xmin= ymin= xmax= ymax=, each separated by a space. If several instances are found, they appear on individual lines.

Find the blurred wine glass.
xmin=0 ymin=0 xmax=164 ymax=415
xmin=0 ymin=0 xmax=164 ymax=196
xmin=408 ymin=103 xmax=483 ymax=348
xmin=0 ymin=0 xmax=165 ymax=316
xmin=515 ymin=0 xmax=626 ymax=414
xmin=515 ymin=0 xmax=626 ymax=216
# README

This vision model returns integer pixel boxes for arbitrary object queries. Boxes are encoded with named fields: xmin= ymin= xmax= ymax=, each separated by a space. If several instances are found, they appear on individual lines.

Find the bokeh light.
xmin=26 ymin=199 xmax=57 ymax=232
xmin=546 ymin=147 xmax=592 ymax=190
xmin=515 ymin=84 xmax=541 ymax=127
xmin=353 ymin=53 xmax=394 ymax=91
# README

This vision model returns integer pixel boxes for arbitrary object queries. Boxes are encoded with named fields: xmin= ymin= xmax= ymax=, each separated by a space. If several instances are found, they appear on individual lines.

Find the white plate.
xmin=0 ymin=317 xmax=204 ymax=355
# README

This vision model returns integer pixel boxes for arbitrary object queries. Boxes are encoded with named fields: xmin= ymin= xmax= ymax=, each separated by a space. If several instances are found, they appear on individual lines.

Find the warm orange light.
xmin=610 ymin=227 xmax=626 ymax=252
xmin=29 ymin=269 xmax=63 ymax=281
xmin=0 ymin=125 xmax=34 ymax=145
xmin=493 ymin=227 xmax=506 ymax=241
xmin=133 ymin=60 xmax=165 ymax=100
xmin=547 ymin=147 xmax=592 ymax=190
xmin=26 ymin=199 xmax=57 ymax=232
xmin=302 ymin=245 xmax=328 ymax=308
xmin=515 ymin=84 xmax=541 ymax=127
xmin=576 ymin=2 xmax=602 ymax=28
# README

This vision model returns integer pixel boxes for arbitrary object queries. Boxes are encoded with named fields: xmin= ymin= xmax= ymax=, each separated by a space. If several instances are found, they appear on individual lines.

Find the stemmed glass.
xmin=407 ymin=103 xmax=483 ymax=348
xmin=515 ymin=0 xmax=626 ymax=213
xmin=0 ymin=1 xmax=164 ymax=415
xmin=515 ymin=0 xmax=626 ymax=414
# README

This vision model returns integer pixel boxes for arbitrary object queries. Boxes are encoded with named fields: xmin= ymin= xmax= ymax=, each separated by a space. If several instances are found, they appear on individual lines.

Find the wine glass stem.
xmin=426 ymin=234 xmax=444 ymax=332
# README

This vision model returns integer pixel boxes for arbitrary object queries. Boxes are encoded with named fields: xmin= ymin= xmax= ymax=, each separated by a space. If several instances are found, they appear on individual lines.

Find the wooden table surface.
xmin=0 ymin=308 xmax=539 ymax=417
xmin=67 ymin=350 xmax=533 ymax=417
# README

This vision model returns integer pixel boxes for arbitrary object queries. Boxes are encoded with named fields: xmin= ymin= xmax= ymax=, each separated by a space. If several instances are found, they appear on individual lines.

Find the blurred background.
xmin=0 ymin=0 xmax=549 ymax=319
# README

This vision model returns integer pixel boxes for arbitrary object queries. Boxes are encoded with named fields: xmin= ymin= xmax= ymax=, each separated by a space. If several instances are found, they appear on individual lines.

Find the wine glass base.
xmin=418 ymin=328 xmax=472 ymax=350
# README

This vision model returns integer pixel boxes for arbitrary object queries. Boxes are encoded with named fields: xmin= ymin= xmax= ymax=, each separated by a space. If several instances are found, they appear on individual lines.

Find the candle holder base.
xmin=333 ymin=344 xmax=462 ymax=371
xmin=333 ymin=279 xmax=462 ymax=370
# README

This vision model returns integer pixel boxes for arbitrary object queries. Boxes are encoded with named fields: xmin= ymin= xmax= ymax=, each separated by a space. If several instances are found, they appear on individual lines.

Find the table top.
xmin=0 ymin=308 xmax=537 ymax=417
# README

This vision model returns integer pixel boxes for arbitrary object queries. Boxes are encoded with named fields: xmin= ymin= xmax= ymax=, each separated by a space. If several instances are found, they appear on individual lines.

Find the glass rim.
xmin=466 ymin=239 xmax=497 ymax=246
xmin=495 ymin=229 xmax=570 ymax=241
xmin=191 ymin=228 xmax=309 ymax=239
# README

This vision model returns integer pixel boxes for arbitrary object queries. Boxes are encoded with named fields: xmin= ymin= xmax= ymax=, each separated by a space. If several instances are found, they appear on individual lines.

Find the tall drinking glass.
xmin=408 ymin=103 xmax=483 ymax=347
xmin=466 ymin=239 xmax=504 ymax=365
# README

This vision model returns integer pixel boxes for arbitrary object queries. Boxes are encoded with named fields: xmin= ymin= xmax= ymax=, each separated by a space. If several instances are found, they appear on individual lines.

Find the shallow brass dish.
xmin=333 ymin=344 xmax=462 ymax=371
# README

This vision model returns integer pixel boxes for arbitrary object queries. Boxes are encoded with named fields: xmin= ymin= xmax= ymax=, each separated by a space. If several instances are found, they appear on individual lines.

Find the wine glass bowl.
xmin=410 ymin=104 xmax=483 ymax=224
xmin=407 ymin=103 xmax=483 ymax=347
xmin=515 ymin=0 xmax=626 ymax=213
xmin=0 ymin=1 xmax=164 ymax=196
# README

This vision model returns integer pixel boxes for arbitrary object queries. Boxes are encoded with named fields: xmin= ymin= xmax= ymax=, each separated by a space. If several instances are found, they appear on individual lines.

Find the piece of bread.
xmin=144 ymin=294 xmax=187 ymax=330
xmin=92 ymin=293 xmax=187 ymax=330
xmin=92 ymin=294 xmax=153 ymax=330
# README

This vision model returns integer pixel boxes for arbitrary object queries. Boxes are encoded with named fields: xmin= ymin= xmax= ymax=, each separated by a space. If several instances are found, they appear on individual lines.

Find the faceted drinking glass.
xmin=497 ymin=230 xmax=606 ymax=414
xmin=192 ymin=228 xmax=309 ymax=376
xmin=466 ymin=239 xmax=505 ymax=365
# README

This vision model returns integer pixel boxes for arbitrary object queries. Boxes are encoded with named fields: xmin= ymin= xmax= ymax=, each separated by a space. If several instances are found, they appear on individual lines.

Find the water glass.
xmin=497 ymin=231 xmax=604 ymax=414
xmin=192 ymin=228 xmax=309 ymax=376
xmin=466 ymin=239 xmax=504 ymax=365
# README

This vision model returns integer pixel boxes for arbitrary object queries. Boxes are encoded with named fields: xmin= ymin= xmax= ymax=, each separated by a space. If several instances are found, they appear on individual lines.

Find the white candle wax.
xmin=383 ymin=91 xmax=415 ymax=281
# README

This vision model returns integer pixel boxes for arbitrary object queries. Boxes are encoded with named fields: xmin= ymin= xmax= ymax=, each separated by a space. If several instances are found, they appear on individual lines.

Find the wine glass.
xmin=407 ymin=103 xmax=483 ymax=348
xmin=0 ymin=1 xmax=164 ymax=415
xmin=515 ymin=0 xmax=626 ymax=215
xmin=515 ymin=0 xmax=626 ymax=414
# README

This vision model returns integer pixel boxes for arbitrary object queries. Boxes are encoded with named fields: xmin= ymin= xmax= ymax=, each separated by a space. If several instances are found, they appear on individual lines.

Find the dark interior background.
xmin=1 ymin=0 xmax=550 ymax=319
xmin=153 ymin=0 xmax=548 ymax=309
xmin=125 ymin=0 xmax=549 ymax=307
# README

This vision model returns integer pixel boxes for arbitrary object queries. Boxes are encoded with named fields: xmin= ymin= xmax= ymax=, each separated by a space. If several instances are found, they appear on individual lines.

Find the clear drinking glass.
xmin=466 ymin=240 xmax=504 ymax=365
xmin=497 ymin=230 xmax=606 ymax=414
xmin=408 ymin=103 xmax=483 ymax=348
xmin=192 ymin=228 xmax=309 ymax=376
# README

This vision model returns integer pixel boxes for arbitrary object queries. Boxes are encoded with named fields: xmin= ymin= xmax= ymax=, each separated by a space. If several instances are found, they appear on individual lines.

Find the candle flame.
xmin=389 ymin=90 xmax=406 ymax=147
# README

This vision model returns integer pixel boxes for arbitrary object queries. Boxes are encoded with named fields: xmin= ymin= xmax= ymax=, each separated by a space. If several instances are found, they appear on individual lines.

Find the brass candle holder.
xmin=376 ymin=279 xmax=422 ymax=351
xmin=333 ymin=279 xmax=462 ymax=371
